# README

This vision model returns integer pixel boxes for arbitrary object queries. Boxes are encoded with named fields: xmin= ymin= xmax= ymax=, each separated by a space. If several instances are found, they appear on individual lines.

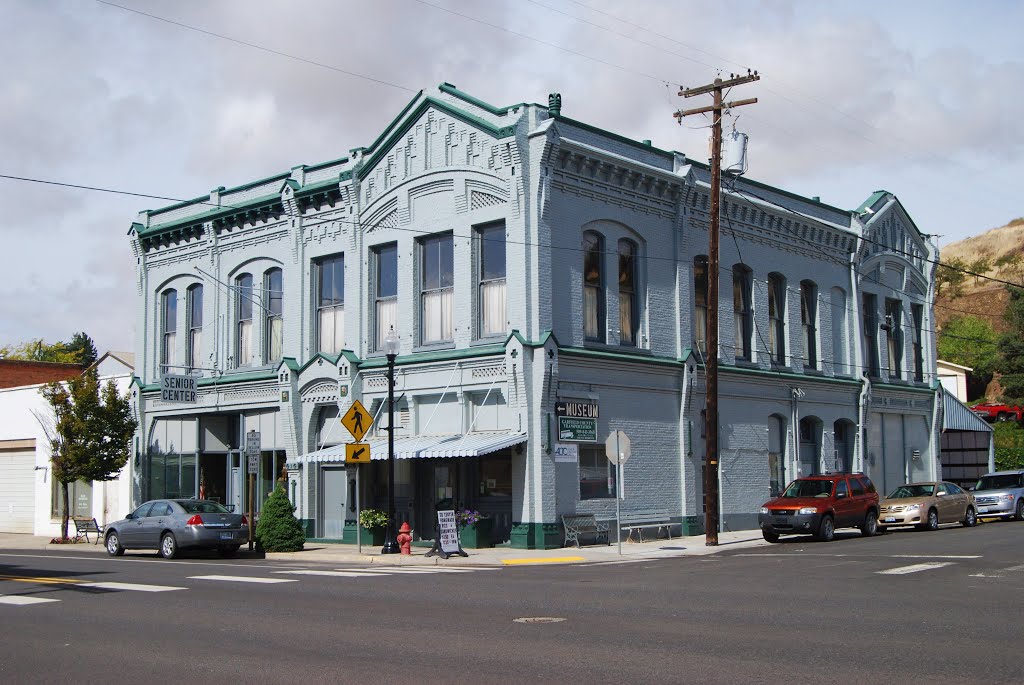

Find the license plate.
xmin=884 ymin=517 xmax=897 ymax=522
xmin=219 ymin=532 xmax=235 ymax=540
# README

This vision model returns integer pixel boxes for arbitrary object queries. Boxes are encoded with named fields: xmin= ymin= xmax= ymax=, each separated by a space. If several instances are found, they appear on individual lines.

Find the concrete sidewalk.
xmin=0 ymin=529 xmax=768 ymax=566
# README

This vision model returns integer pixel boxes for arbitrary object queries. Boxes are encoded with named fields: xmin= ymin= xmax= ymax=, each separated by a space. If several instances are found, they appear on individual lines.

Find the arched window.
xmin=264 ymin=268 xmax=283 ymax=362
xmin=768 ymin=414 xmax=787 ymax=497
xmin=186 ymin=284 xmax=203 ymax=372
xmin=618 ymin=239 xmax=638 ymax=346
xmin=235 ymin=274 xmax=253 ymax=367
xmin=583 ymin=231 xmax=604 ymax=342
xmin=801 ymin=280 xmax=818 ymax=369
xmin=161 ymin=289 xmax=177 ymax=373
xmin=694 ymin=256 xmax=708 ymax=358
xmin=834 ymin=419 xmax=855 ymax=472
xmin=831 ymin=287 xmax=847 ymax=376
xmin=885 ymin=297 xmax=903 ymax=380
xmin=767 ymin=273 xmax=786 ymax=365
xmin=863 ymin=293 xmax=880 ymax=377
xmin=799 ymin=416 xmax=822 ymax=476
xmin=733 ymin=264 xmax=753 ymax=361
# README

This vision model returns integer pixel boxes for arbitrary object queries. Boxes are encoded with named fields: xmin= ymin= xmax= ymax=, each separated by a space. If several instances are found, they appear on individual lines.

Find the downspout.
xmin=851 ymin=235 xmax=870 ymax=474
xmin=679 ymin=360 xmax=692 ymax=529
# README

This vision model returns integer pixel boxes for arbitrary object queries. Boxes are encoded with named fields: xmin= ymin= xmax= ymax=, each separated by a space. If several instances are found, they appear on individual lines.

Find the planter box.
xmin=459 ymin=518 xmax=494 ymax=548
xmin=343 ymin=521 xmax=385 ymax=546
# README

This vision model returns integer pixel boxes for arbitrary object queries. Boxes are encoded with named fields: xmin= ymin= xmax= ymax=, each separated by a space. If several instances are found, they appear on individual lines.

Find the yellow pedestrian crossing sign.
xmin=341 ymin=400 xmax=372 ymax=442
xmin=346 ymin=443 xmax=370 ymax=463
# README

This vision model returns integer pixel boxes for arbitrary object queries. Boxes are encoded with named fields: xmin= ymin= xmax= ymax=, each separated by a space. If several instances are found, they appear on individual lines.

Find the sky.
xmin=2 ymin=0 xmax=1022 ymax=356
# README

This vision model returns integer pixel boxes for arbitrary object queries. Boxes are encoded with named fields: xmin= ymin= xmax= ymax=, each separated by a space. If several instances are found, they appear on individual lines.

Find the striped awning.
xmin=287 ymin=430 xmax=527 ymax=466
xmin=941 ymin=386 xmax=993 ymax=433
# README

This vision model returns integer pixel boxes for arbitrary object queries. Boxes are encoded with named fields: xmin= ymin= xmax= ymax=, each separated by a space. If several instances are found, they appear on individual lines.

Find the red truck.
xmin=970 ymin=403 xmax=1024 ymax=422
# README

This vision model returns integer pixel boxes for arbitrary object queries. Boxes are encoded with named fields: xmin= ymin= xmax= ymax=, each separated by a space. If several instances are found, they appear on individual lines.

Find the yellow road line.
xmin=500 ymin=556 xmax=585 ymax=565
xmin=0 ymin=574 xmax=83 ymax=585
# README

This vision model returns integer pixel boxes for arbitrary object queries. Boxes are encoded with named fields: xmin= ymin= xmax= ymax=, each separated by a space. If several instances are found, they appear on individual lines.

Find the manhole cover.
xmin=513 ymin=617 xmax=566 ymax=624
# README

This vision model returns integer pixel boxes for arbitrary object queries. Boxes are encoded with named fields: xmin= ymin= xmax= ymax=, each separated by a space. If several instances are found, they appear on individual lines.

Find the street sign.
xmin=605 ymin=430 xmax=631 ymax=465
xmin=346 ymin=442 xmax=370 ymax=463
xmin=245 ymin=430 xmax=261 ymax=474
xmin=341 ymin=400 xmax=372 ymax=442
xmin=160 ymin=374 xmax=197 ymax=403
xmin=553 ymin=443 xmax=579 ymax=462
xmin=555 ymin=401 xmax=599 ymax=442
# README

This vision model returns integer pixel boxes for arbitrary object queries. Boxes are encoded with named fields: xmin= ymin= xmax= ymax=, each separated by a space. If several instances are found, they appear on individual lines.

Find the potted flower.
xmin=358 ymin=508 xmax=389 ymax=546
xmin=457 ymin=508 xmax=493 ymax=549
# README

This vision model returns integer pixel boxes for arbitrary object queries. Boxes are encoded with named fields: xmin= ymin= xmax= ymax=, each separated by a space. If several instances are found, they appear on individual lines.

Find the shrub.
xmin=255 ymin=486 xmax=305 ymax=552
xmin=358 ymin=508 xmax=389 ymax=530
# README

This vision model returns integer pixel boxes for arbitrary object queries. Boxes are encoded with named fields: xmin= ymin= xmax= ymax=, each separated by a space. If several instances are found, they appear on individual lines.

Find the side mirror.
xmin=125 ymin=513 xmax=135 ymax=520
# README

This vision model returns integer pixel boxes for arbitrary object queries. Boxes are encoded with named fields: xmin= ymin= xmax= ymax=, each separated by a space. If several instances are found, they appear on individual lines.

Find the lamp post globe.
xmin=381 ymin=327 xmax=400 ymax=554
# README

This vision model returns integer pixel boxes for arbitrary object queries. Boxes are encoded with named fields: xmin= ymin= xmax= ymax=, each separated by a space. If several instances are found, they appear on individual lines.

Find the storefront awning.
xmin=941 ymin=386 xmax=994 ymax=433
xmin=288 ymin=430 xmax=527 ymax=466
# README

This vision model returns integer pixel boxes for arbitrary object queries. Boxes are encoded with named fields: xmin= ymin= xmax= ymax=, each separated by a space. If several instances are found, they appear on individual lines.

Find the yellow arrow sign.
xmin=346 ymin=443 xmax=371 ymax=463
xmin=341 ymin=399 xmax=372 ymax=442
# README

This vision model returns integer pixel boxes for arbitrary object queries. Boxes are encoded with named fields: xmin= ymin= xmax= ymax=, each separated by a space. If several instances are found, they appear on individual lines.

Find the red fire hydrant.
xmin=397 ymin=521 xmax=413 ymax=555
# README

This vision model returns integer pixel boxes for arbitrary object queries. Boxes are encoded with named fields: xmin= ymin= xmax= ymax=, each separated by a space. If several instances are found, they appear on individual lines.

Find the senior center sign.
xmin=160 ymin=374 xmax=197 ymax=403
xmin=555 ymin=401 xmax=598 ymax=442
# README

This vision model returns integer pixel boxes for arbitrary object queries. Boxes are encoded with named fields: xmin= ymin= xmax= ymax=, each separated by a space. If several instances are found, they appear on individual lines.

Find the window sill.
xmin=583 ymin=341 xmax=652 ymax=355
xmin=803 ymin=369 xmax=824 ymax=377
xmin=734 ymin=359 xmax=759 ymax=369
xmin=412 ymin=341 xmax=456 ymax=354
xmin=471 ymin=335 xmax=506 ymax=347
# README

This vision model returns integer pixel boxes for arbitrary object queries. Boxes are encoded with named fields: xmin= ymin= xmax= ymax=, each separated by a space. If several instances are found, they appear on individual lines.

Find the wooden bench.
xmin=561 ymin=514 xmax=610 ymax=548
xmin=73 ymin=517 xmax=103 ymax=544
xmin=619 ymin=510 xmax=676 ymax=543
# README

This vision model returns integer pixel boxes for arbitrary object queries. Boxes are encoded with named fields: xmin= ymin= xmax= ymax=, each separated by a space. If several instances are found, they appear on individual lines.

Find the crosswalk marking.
xmin=877 ymin=562 xmax=953 ymax=575
xmin=275 ymin=570 xmax=380 ymax=578
xmin=0 ymin=595 xmax=61 ymax=605
xmin=79 ymin=581 xmax=184 ymax=592
xmin=188 ymin=575 xmax=297 ymax=584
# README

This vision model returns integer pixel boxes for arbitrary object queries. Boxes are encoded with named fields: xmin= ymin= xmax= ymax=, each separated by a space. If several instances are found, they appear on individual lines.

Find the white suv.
xmin=971 ymin=470 xmax=1024 ymax=520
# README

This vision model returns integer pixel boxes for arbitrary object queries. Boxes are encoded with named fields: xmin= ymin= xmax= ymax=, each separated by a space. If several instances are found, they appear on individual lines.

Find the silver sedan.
xmin=104 ymin=499 xmax=249 ymax=559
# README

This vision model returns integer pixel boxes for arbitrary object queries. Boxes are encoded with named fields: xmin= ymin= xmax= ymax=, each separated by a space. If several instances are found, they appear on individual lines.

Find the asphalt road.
xmin=1 ymin=521 xmax=1021 ymax=685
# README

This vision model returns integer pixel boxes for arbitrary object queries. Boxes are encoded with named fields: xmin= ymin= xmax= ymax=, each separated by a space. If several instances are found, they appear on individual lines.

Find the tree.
xmin=66 ymin=332 xmax=98 ymax=367
xmin=938 ymin=316 xmax=999 ymax=401
xmin=0 ymin=332 xmax=97 ymax=365
xmin=254 ymin=486 xmax=305 ymax=552
xmin=997 ymin=287 xmax=1024 ymax=406
xmin=39 ymin=368 xmax=137 ymax=540
xmin=968 ymin=256 xmax=992 ymax=285
xmin=936 ymin=257 xmax=968 ymax=298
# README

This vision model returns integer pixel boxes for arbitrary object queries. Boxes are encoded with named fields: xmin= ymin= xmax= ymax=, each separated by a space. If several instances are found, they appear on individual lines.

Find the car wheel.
xmin=105 ymin=531 xmax=125 ymax=557
xmin=919 ymin=508 xmax=939 ymax=531
xmin=963 ymin=507 xmax=977 ymax=528
xmin=1015 ymin=499 xmax=1024 ymax=522
xmin=159 ymin=532 xmax=178 ymax=559
xmin=997 ymin=412 xmax=1008 ymax=422
xmin=861 ymin=511 xmax=878 ymax=537
xmin=762 ymin=530 xmax=779 ymax=543
xmin=816 ymin=516 xmax=835 ymax=542
xmin=218 ymin=545 xmax=240 ymax=557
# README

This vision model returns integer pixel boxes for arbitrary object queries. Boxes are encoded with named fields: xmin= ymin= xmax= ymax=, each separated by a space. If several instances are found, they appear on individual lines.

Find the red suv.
xmin=758 ymin=473 xmax=880 ymax=542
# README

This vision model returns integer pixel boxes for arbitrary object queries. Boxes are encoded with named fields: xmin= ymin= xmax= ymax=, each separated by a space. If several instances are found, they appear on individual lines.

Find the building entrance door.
xmin=320 ymin=467 xmax=347 ymax=539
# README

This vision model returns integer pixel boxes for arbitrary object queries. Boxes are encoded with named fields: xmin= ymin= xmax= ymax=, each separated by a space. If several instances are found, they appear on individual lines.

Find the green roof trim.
xmin=136 ymin=192 xmax=283 ymax=240
xmin=296 ymin=352 xmax=342 ymax=375
xmin=554 ymin=114 xmax=675 ymax=158
xmin=305 ymin=155 xmax=350 ymax=173
xmin=359 ymin=344 xmax=506 ymax=369
xmin=559 ymin=346 xmax=683 ymax=368
xmin=293 ymin=175 xmax=343 ymax=199
xmin=506 ymin=329 xmax=558 ymax=348
xmin=438 ymin=82 xmax=524 ymax=116
xmin=871 ymin=382 xmax=936 ymax=395
xmin=854 ymin=190 xmax=890 ymax=214
xmin=712 ymin=364 xmax=863 ymax=387
xmin=357 ymin=96 xmax=517 ymax=181
xmin=280 ymin=357 xmax=300 ymax=373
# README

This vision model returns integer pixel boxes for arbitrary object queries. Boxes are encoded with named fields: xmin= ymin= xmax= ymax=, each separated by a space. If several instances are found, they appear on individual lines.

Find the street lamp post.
xmin=381 ymin=326 xmax=400 ymax=554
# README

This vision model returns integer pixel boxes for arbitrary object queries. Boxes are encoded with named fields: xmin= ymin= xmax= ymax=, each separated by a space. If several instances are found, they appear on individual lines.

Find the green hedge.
xmin=993 ymin=423 xmax=1024 ymax=470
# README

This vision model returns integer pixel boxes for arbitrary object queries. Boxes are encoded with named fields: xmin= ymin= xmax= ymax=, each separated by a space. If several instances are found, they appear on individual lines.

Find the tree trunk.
xmin=61 ymin=482 xmax=70 ymax=541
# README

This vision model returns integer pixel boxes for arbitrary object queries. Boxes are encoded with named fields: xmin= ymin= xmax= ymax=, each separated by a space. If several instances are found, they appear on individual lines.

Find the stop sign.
xmin=605 ymin=430 xmax=631 ymax=465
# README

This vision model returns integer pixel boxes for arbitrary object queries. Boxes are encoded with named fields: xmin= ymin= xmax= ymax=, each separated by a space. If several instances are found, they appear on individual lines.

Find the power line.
xmin=93 ymin=0 xmax=416 ymax=93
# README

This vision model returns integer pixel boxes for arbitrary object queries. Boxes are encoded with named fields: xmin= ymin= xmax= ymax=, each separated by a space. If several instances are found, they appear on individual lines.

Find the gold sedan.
xmin=877 ymin=481 xmax=978 ymax=531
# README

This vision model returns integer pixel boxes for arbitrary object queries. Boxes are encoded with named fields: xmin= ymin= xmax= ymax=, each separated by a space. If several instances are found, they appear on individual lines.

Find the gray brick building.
xmin=128 ymin=83 xmax=939 ymax=548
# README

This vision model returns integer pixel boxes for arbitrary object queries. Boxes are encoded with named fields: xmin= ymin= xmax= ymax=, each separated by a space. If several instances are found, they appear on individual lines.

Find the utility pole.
xmin=675 ymin=71 xmax=759 ymax=546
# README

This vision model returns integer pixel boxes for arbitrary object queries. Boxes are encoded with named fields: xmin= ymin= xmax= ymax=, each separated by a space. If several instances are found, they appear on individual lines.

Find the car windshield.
xmin=782 ymin=480 xmax=834 ymax=498
xmin=975 ymin=475 xmax=1021 ymax=491
xmin=176 ymin=500 xmax=230 ymax=514
xmin=886 ymin=484 xmax=935 ymax=498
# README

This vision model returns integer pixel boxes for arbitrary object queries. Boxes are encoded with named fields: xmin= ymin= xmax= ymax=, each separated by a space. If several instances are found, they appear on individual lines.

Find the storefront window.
xmin=478 ymin=454 xmax=512 ymax=497
xmin=51 ymin=479 xmax=93 ymax=518
xmin=148 ymin=452 xmax=197 ymax=499
xmin=260 ymin=450 xmax=287 ymax=503
xmin=579 ymin=446 xmax=616 ymax=499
